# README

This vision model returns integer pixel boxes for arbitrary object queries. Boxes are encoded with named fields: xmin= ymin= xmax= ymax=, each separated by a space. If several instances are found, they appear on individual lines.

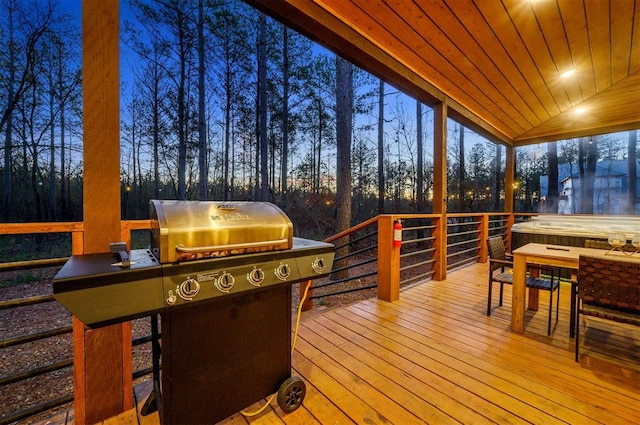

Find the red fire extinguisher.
xmin=393 ymin=219 xmax=402 ymax=248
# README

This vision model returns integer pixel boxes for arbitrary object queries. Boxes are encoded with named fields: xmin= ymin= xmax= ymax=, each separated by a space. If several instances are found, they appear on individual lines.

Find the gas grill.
xmin=53 ymin=200 xmax=334 ymax=424
xmin=54 ymin=200 xmax=333 ymax=325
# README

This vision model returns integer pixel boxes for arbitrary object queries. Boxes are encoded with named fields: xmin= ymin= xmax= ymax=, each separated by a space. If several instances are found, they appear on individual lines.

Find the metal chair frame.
xmin=487 ymin=237 xmax=560 ymax=335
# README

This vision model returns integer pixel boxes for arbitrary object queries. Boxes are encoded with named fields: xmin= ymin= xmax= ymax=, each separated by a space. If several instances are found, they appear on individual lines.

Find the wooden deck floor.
xmin=39 ymin=263 xmax=640 ymax=425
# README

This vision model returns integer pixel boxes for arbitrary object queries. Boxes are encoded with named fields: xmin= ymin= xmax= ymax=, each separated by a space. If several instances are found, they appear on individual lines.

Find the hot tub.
xmin=511 ymin=215 xmax=640 ymax=250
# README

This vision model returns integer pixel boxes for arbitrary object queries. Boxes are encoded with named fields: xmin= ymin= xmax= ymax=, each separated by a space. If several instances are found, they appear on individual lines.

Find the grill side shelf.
xmin=53 ymin=250 xmax=165 ymax=328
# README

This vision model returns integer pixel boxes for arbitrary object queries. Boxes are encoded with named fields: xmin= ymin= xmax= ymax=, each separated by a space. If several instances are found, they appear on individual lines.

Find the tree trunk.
xmin=416 ymin=100 xmax=424 ymax=212
xmin=458 ymin=124 xmax=465 ymax=211
xmin=2 ymin=1 xmax=16 ymax=221
xmin=281 ymin=26 xmax=289 ymax=205
xmin=153 ymin=74 xmax=161 ymax=199
xmin=258 ymin=12 xmax=269 ymax=201
xmin=547 ymin=141 xmax=558 ymax=213
xmin=578 ymin=137 xmax=586 ymax=213
xmin=58 ymin=47 xmax=68 ymax=219
xmin=48 ymin=61 xmax=56 ymax=220
xmin=177 ymin=10 xmax=187 ymax=200
xmin=333 ymin=56 xmax=353 ymax=280
xmin=197 ymin=0 xmax=207 ymax=200
xmin=316 ymin=99 xmax=323 ymax=193
xmin=582 ymin=137 xmax=598 ymax=213
xmin=494 ymin=144 xmax=501 ymax=211
xmin=377 ymin=79 xmax=385 ymax=213
xmin=628 ymin=130 xmax=637 ymax=214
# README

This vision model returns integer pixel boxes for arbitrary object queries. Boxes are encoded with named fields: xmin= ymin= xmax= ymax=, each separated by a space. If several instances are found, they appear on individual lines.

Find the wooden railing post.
xmin=506 ymin=213 xmax=516 ymax=252
xmin=432 ymin=215 xmax=447 ymax=281
xmin=377 ymin=215 xmax=400 ymax=302
xmin=71 ymin=231 xmax=84 ymax=256
xmin=479 ymin=214 xmax=489 ymax=263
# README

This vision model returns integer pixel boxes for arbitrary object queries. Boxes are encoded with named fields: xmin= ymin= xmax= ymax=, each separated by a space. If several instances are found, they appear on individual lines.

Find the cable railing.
xmin=303 ymin=213 xmax=516 ymax=307
xmin=398 ymin=217 xmax=437 ymax=285
xmin=0 ymin=213 xmax=525 ymax=424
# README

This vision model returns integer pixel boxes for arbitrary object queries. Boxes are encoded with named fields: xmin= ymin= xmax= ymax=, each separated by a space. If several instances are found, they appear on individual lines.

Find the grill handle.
xmin=175 ymin=238 xmax=289 ymax=253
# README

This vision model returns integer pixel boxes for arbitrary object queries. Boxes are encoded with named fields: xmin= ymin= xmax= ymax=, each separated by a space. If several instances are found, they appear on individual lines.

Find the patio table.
xmin=511 ymin=243 xmax=626 ymax=334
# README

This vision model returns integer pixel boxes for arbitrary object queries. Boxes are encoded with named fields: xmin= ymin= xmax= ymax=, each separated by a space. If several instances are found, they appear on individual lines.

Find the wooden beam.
xmin=74 ymin=1 xmax=132 ymax=424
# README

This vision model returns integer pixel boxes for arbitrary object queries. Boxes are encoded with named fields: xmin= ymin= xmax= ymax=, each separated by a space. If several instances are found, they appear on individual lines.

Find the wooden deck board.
xmin=348 ymin=295 xmax=634 ymax=424
xmin=36 ymin=263 xmax=640 ymax=425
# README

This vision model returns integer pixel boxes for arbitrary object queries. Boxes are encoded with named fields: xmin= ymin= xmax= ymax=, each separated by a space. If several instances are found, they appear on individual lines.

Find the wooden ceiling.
xmin=245 ymin=0 xmax=640 ymax=147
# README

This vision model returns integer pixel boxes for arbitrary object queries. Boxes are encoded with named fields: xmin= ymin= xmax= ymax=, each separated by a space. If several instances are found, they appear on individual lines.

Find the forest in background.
xmin=1 ymin=0 xmax=638 ymax=240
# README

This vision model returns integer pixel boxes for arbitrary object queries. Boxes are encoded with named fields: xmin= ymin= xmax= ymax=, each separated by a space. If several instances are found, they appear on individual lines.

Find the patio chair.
xmin=575 ymin=255 xmax=640 ymax=361
xmin=487 ymin=237 xmax=560 ymax=335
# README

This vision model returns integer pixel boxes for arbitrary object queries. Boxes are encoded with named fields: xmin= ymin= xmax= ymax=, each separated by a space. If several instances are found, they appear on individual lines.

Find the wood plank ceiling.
xmin=245 ymin=0 xmax=640 ymax=147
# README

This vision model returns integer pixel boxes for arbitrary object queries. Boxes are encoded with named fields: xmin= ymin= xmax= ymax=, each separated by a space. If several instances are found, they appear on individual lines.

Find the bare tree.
xmin=130 ymin=0 xmax=198 ymax=200
xmin=209 ymin=4 xmax=252 ymax=200
xmin=300 ymin=54 xmax=335 ymax=193
xmin=1 ymin=0 xmax=54 ymax=220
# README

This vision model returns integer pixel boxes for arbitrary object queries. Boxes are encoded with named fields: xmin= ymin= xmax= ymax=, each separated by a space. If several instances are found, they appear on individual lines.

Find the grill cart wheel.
xmin=277 ymin=376 xmax=306 ymax=413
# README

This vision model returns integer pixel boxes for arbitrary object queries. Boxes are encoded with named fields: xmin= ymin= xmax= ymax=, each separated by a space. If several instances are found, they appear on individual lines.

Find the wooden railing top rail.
xmin=0 ymin=258 xmax=68 ymax=271
xmin=0 ymin=220 xmax=152 ymax=236
xmin=323 ymin=214 xmax=445 ymax=244
xmin=0 ymin=216 xmax=531 ymax=239
xmin=0 ymin=222 xmax=84 ymax=234
xmin=121 ymin=220 xmax=153 ymax=230
xmin=324 ymin=215 xmax=379 ymax=243
xmin=448 ymin=212 xmax=511 ymax=218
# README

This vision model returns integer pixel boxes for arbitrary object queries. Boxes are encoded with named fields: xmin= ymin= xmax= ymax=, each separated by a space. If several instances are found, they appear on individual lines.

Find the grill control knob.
xmin=247 ymin=267 xmax=265 ymax=286
xmin=166 ymin=290 xmax=177 ymax=305
xmin=215 ymin=272 xmax=235 ymax=292
xmin=178 ymin=277 xmax=200 ymax=301
xmin=275 ymin=263 xmax=291 ymax=280
xmin=312 ymin=257 xmax=325 ymax=273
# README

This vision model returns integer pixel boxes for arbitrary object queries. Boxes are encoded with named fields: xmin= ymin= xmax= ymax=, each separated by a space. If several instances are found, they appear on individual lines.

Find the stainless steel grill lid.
xmin=150 ymin=200 xmax=293 ymax=263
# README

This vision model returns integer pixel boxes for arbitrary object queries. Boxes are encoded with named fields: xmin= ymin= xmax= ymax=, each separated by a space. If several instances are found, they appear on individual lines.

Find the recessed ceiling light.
xmin=560 ymin=69 xmax=575 ymax=79
xmin=574 ymin=107 xmax=587 ymax=115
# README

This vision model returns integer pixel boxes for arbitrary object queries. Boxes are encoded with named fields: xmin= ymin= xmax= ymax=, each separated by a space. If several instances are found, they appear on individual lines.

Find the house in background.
xmin=540 ymin=160 xmax=640 ymax=214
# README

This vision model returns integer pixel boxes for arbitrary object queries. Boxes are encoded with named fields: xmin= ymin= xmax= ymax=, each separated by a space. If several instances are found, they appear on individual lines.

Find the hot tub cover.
xmin=511 ymin=215 xmax=640 ymax=239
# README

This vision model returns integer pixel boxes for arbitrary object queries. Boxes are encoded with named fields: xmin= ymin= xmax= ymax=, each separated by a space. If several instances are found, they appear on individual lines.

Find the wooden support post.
xmin=377 ymin=215 xmax=400 ymax=302
xmin=432 ymin=102 xmax=447 ymax=281
xmin=73 ymin=2 xmax=133 ymax=424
